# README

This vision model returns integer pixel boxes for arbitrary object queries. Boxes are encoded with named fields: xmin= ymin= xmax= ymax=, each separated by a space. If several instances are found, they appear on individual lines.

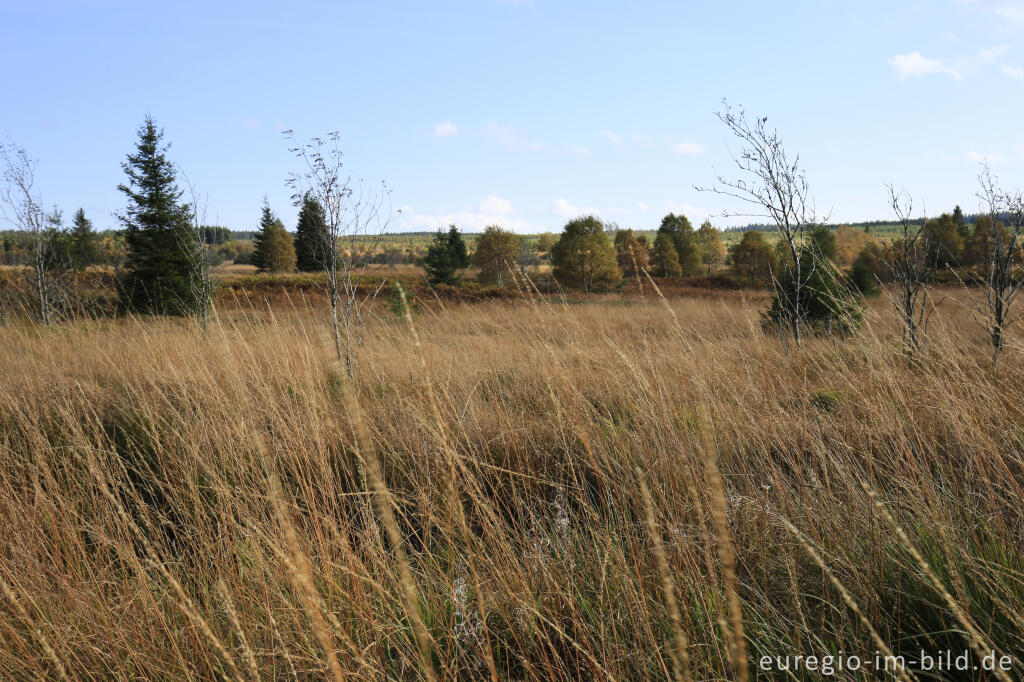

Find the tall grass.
xmin=0 ymin=290 xmax=1021 ymax=680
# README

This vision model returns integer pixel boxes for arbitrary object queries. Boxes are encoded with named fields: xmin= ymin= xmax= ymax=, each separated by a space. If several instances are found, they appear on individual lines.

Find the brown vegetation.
xmin=0 ymin=289 xmax=1022 ymax=679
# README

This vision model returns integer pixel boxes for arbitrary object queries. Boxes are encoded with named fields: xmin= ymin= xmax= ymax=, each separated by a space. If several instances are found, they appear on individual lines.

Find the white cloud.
xmin=482 ymin=122 xmax=543 ymax=150
xmin=433 ymin=121 xmax=458 ymax=138
xmin=601 ymin=129 xmax=624 ymax=147
xmin=665 ymin=201 xmax=710 ymax=220
xmin=563 ymin=144 xmax=591 ymax=157
xmin=479 ymin=195 xmax=513 ymax=214
xmin=961 ymin=0 xmax=1024 ymax=27
xmin=402 ymin=209 xmax=541 ymax=233
xmin=967 ymin=150 xmax=1009 ymax=163
xmin=888 ymin=51 xmax=963 ymax=80
xmin=1003 ymin=64 xmax=1024 ymax=79
xmin=548 ymin=197 xmax=599 ymax=218
xmin=636 ymin=201 xmax=649 ymax=211
xmin=671 ymin=141 xmax=707 ymax=156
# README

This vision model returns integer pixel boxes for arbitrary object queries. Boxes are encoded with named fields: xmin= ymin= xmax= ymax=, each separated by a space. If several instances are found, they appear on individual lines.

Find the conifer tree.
xmin=293 ymin=194 xmax=330 ymax=272
xmin=953 ymin=204 xmax=969 ymax=239
xmin=424 ymin=224 xmax=470 ymax=285
xmin=117 ymin=116 xmax=201 ymax=316
xmin=69 ymin=207 xmax=98 ymax=269
xmin=261 ymin=219 xmax=297 ymax=273
xmin=251 ymin=199 xmax=271 ymax=271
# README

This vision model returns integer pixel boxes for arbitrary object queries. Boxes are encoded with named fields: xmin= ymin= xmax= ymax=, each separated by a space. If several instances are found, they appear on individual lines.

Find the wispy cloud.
xmin=563 ymin=144 xmax=591 ymax=157
xmin=1003 ymin=64 xmax=1024 ymax=79
xmin=601 ymin=130 xmax=624 ymax=147
xmin=671 ymin=141 xmax=706 ymax=156
xmin=967 ymin=150 xmax=1008 ymax=163
xmin=888 ymin=51 xmax=963 ymax=80
xmin=482 ymin=122 xmax=544 ymax=150
xmin=958 ymin=0 xmax=1024 ymax=28
xmin=433 ymin=121 xmax=458 ymax=138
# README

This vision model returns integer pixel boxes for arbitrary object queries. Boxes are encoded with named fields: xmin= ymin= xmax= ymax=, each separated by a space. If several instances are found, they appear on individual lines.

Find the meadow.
xmin=0 ymin=284 xmax=1022 ymax=680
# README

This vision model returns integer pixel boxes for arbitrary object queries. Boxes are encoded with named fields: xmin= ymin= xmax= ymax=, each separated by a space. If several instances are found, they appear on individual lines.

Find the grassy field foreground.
xmin=0 ymin=291 xmax=1022 ymax=680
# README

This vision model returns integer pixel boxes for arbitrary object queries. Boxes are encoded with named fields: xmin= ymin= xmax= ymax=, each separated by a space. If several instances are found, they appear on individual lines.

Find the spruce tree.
xmin=294 ymin=194 xmax=330 ymax=272
xmin=253 ymin=199 xmax=297 ymax=272
xmin=953 ymin=204 xmax=969 ymax=239
xmin=69 ymin=207 xmax=98 ymax=269
xmin=258 ymin=208 xmax=297 ymax=272
xmin=117 ymin=117 xmax=201 ymax=316
xmin=424 ymin=224 xmax=470 ymax=285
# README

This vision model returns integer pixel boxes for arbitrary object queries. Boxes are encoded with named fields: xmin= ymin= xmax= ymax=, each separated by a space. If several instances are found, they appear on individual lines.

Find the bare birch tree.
xmin=181 ymin=175 xmax=215 ymax=329
xmin=883 ymin=184 xmax=932 ymax=353
xmin=974 ymin=166 xmax=1024 ymax=371
xmin=284 ymin=131 xmax=391 ymax=378
xmin=696 ymin=101 xmax=823 ymax=345
xmin=0 ymin=143 xmax=70 ymax=324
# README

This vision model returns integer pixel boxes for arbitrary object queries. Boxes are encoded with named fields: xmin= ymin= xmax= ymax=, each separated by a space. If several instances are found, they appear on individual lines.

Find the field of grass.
xmin=1 ymin=286 xmax=1022 ymax=680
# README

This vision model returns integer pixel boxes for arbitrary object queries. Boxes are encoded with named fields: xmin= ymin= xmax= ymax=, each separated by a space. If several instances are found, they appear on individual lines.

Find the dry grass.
xmin=0 ymin=289 xmax=1022 ymax=680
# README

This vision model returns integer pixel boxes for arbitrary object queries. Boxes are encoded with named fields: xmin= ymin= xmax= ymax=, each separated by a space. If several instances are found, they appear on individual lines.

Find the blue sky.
xmin=3 ymin=0 xmax=1024 ymax=234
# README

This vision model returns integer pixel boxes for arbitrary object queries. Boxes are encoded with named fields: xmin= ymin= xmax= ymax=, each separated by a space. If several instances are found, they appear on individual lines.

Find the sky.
xmin=2 ymin=0 xmax=1024 ymax=234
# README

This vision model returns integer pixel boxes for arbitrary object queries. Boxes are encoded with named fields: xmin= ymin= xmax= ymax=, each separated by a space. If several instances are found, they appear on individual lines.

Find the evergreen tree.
xmin=424 ymin=224 xmax=470 ymax=285
xmin=117 ymin=116 xmax=201 ymax=316
xmin=254 ymin=201 xmax=296 ymax=272
xmin=953 ymin=204 xmax=969 ymax=239
xmin=763 ymin=231 xmax=863 ymax=336
xmin=69 ymin=208 xmax=98 ymax=269
xmin=551 ymin=215 xmax=622 ymax=291
xmin=809 ymin=226 xmax=837 ymax=261
xmin=294 ymin=194 xmax=330 ymax=272
xmin=657 ymin=212 xmax=702 ymax=275
xmin=650 ymin=232 xmax=682 ymax=277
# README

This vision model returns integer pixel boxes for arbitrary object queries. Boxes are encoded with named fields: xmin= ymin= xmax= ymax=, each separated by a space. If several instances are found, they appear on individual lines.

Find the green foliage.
xmin=69 ymin=208 xmax=99 ymax=269
xmin=809 ymin=226 xmax=837 ymax=261
xmin=729 ymin=230 xmax=776 ymax=286
xmin=849 ymin=242 xmax=890 ymax=297
xmin=762 ymin=238 xmax=864 ymax=336
xmin=613 ymin=229 xmax=647 ymax=279
xmin=650 ymin=232 xmax=682 ymax=277
xmin=953 ymin=204 xmax=969 ymax=239
xmin=535 ymin=232 xmax=558 ymax=254
xmin=117 ymin=116 xmax=202 ymax=316
xmin=924 ymin=213 xmax=963 ymax=269
xmin=657 ymin=212 xmax=702 ymax=276
xmin=551 ymin=216 xmax=622 ymax=291
xmin=254 ymin=200 xmax=296 ymax=272
xmin=962 ymin=214 xmax=1009 ymax=267
xmin=197 ymin=225 xmax=233 ymax=245
xmin=293 ymin=194 xmax=330 ymax=272
xmin=424 ymin=224 xmax=470 ymax=285
xmin=696 ymin=220 xmax=724 ymax=275
xmin=473 ymin=225 xmax=522 ymax=285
